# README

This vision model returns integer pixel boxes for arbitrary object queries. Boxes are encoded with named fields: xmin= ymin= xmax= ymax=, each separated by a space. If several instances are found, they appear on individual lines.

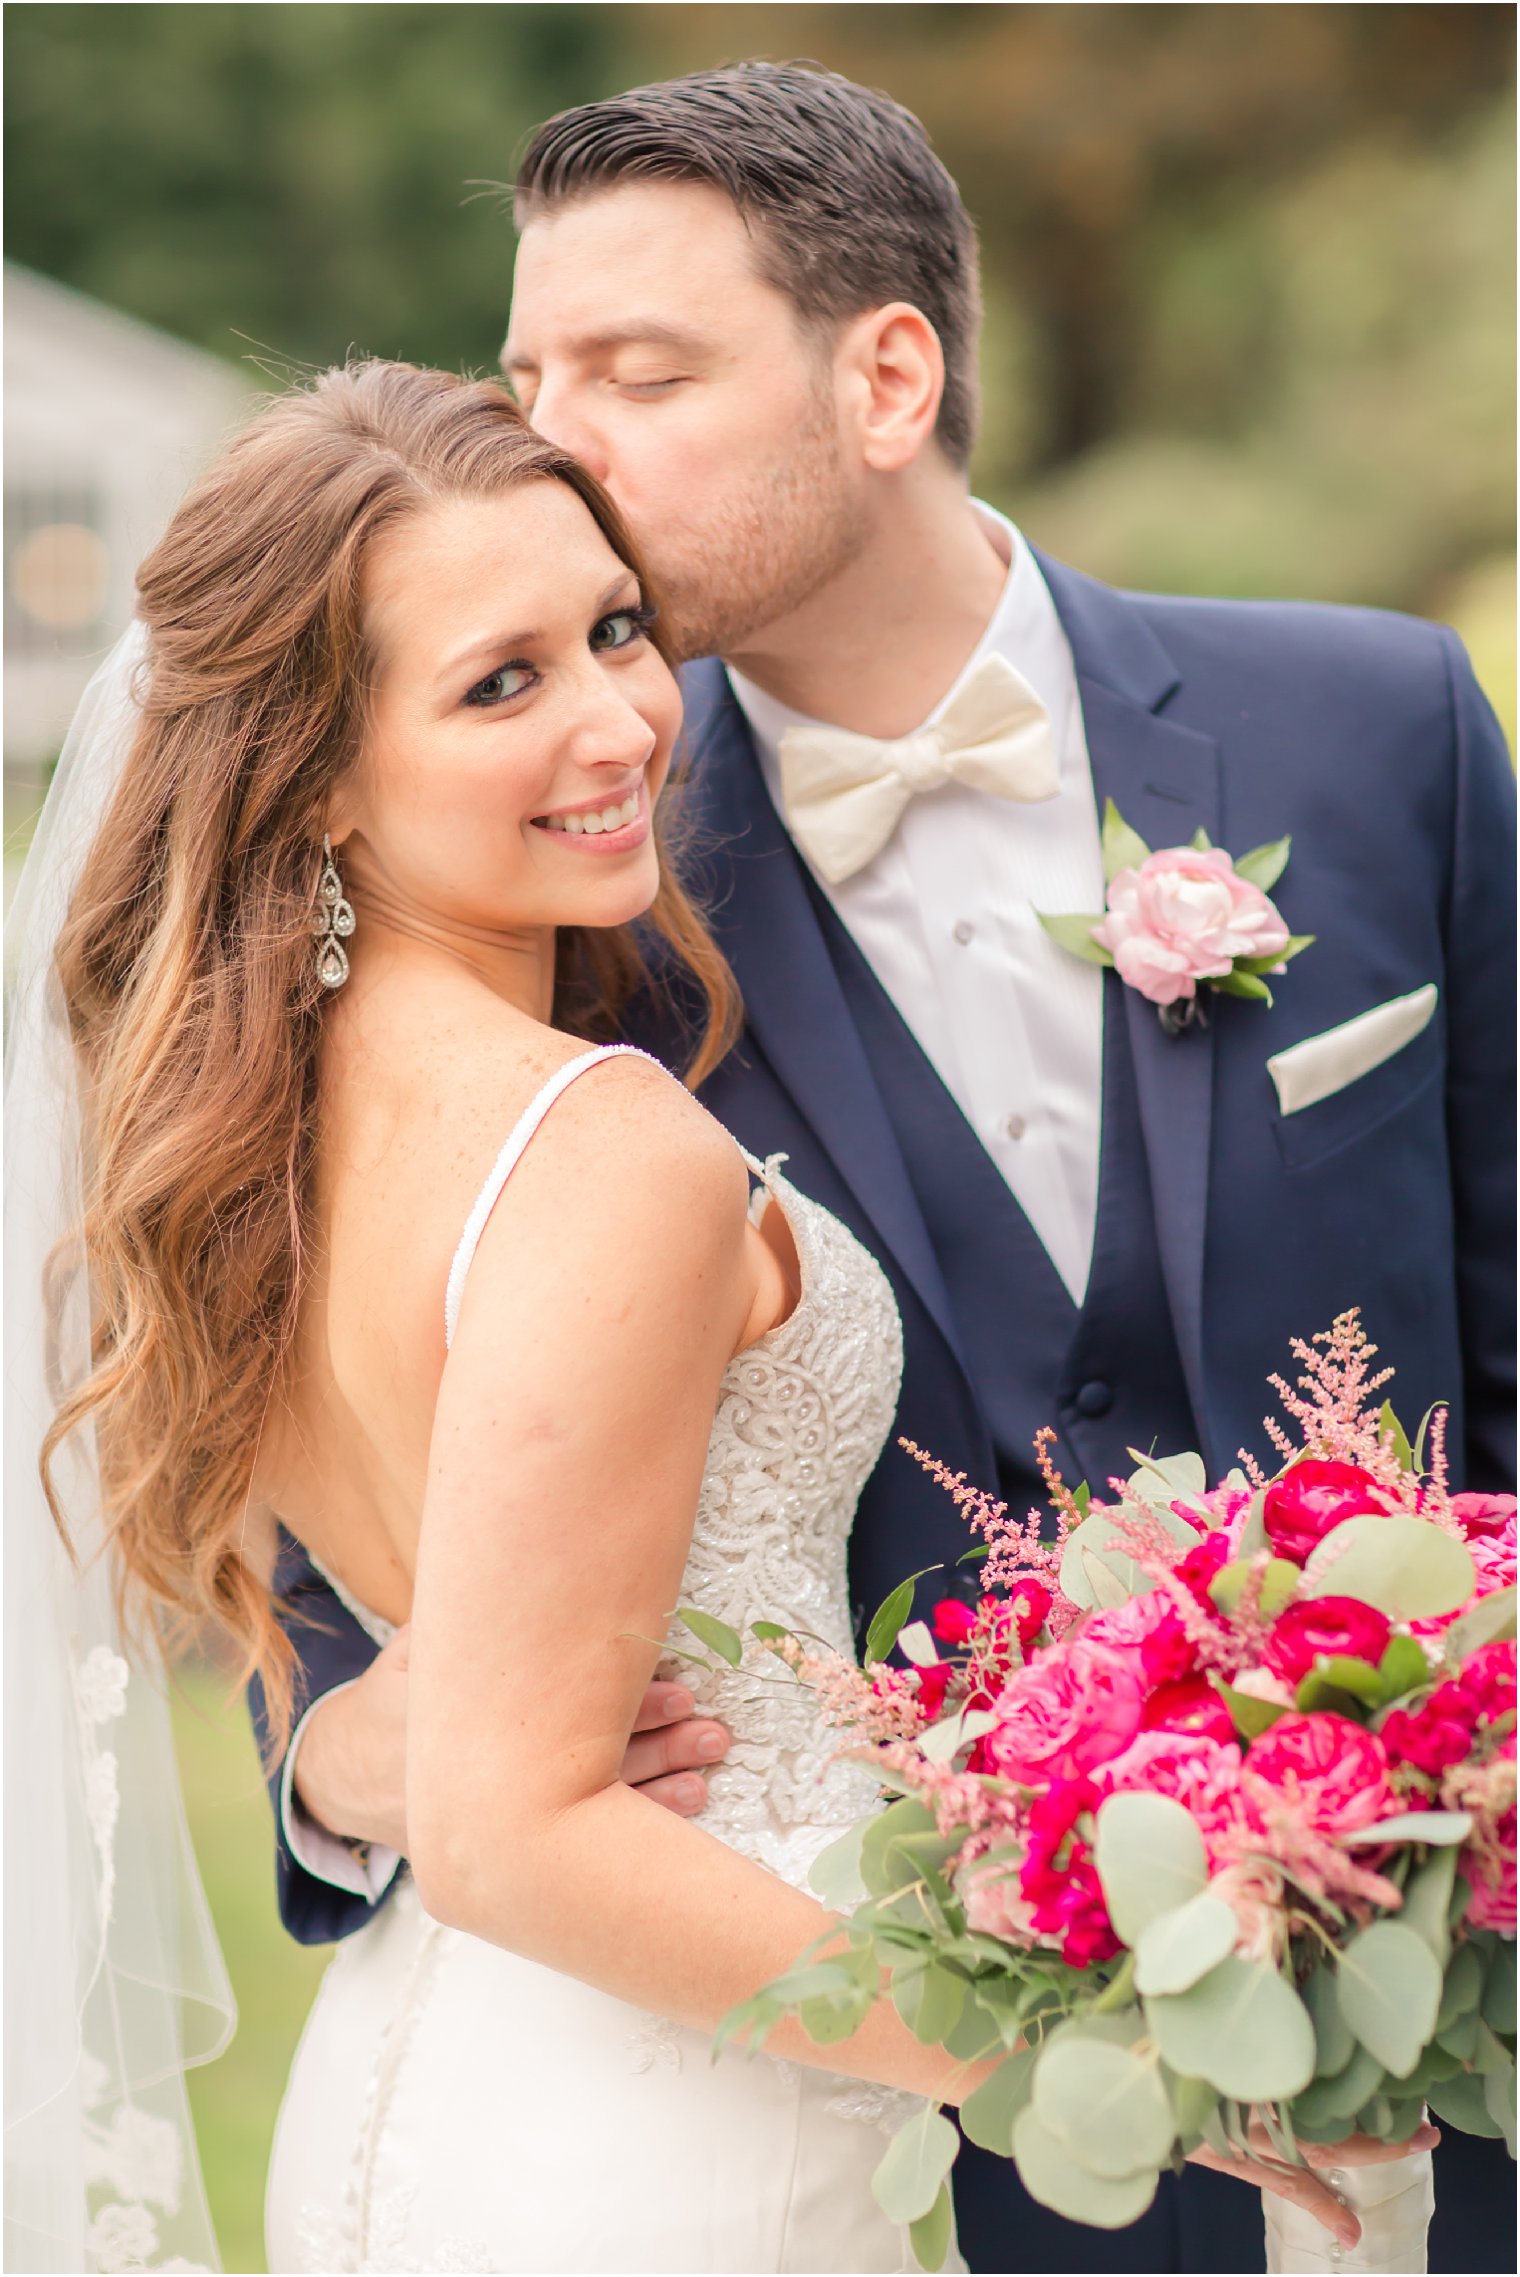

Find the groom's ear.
xmin=840 ymin=302 xmax=946 ymax=475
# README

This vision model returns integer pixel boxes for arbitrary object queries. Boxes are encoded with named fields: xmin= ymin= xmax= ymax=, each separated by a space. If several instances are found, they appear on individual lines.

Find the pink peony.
xmin=1262 ymin=1459 xmax=1386 ymax=1565
xmin=1246 ymin=1712 xmax=1394 ymax=1833
xmin=1464 ymin=1839 xmax=1517 ymax=1933
xmin=1097 ymin=1731 xmax=1246 ymax=1853
xmin=1263 ymin=1596 xmax=1393 ymax=1687
xmin=961 ymin=1854 xmax=1038 ymax=1944
xmin=1091 ymin=846 xmax=1290 ymax=1006
xmin=984 ymin=1637 xmax=1146 ymax=1786
xmin=1450 ymin=1493 xmax=1518 ymax=1541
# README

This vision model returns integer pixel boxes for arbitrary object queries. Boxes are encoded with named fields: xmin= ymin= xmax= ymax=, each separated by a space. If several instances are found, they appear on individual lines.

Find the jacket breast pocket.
xmin=1271 ymin=1011 xmax=1444 ymax=1173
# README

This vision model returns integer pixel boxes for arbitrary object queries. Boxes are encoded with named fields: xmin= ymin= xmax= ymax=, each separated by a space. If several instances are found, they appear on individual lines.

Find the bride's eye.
xmin=465 ymin=662 xmax=535 ymax=708
xmin=590 ymin=603 xmax=657 ymax=655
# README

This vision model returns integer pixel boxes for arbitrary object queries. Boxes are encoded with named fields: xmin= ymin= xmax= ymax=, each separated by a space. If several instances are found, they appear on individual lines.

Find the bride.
xmin=12 ymin=360 xmax=1415 ymax=2274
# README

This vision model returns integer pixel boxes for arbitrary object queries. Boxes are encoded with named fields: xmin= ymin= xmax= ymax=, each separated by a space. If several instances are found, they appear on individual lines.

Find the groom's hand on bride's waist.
xmin=292 ymin=1638 xmax=731 ymax=1855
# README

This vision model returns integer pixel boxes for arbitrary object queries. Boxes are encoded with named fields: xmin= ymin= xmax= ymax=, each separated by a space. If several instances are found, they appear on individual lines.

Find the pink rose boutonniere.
xmin=1040 ymin=800 xmax=1313 ymax=1035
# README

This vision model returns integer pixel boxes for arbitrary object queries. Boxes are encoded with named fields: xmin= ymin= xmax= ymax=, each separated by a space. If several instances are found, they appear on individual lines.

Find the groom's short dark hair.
xmin=515 ymin=61 xmax=982 ymax=467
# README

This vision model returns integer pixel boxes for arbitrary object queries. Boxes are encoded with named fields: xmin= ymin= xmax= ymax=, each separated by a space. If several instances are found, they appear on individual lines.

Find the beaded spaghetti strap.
xmin=444 ymin=1045 xmax=661 ymax=1348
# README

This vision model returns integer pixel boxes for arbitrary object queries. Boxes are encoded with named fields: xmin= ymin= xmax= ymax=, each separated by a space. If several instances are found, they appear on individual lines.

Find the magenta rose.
xmin=1141 ymin=1676 xmax=1237 ymax=1745
xmin=1263 ymin=1596 xmax=1393 ymax=1687
xmin=1091 ymin=846 xmax=1290 ymax=1007
xmin=985 ymin=1637 xmax=1146 ymax=1786
xmin=1017 ymin=1778 xmax=1122 ymax=1968
xmin=1262 ymin=1459 xmax=1386 ymax=1565
xmin=1246 ymin=1711 xmax=1394 ymax=1833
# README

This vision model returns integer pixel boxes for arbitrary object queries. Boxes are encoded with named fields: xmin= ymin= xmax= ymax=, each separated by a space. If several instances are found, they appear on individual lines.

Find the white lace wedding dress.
xmin=264 ymin=1047 xmax=960 ymax=2275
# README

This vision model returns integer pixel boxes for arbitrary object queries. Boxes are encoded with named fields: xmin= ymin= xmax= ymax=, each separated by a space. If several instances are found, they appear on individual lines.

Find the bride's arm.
xmin=406 ymin=1065 xmax=980 ymax=2106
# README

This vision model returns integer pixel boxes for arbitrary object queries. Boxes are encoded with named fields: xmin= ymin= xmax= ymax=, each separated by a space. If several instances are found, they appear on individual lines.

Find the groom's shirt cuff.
xmin=280 ymin=1679 xmax=401 ymax=1905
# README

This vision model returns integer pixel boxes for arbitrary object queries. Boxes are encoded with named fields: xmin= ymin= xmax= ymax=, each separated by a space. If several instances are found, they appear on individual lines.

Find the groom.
xmin=252 ymin=63 xmax=1516 ymax=2274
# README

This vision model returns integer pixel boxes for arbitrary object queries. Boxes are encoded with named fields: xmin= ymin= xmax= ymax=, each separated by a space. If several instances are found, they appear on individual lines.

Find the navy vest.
xmin=812 ymin=894 xmax=1197 ymax=1520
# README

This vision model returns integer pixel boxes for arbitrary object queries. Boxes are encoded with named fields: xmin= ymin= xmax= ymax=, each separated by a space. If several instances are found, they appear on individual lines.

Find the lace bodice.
xmin=663 ymin=1149 xmax=902 ymax=1885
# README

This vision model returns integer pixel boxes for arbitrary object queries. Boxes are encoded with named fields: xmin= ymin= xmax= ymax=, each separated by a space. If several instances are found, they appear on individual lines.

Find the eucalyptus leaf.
xmin=1210 ymin=1557 xmax=1301 ymax=1620
xmin=1233 ymin=836 xmax=1291 ymax=893
xmin=1483 ymin=2055 xmax=1517 ymax=2156
xmin=909 ymin=2183 xmax=955 ymax=2274
xmin=872 ymin=2106 xmax=960 ymax=2226
xmin=918 ymin=1707 xmax=998 ymax=1765
xmin=808 ymin=1820 xmax=870 ymax=1909
xmin=1135 ymin=1893 xmax=1239 ymax=1996
xmin=959 ymin=2048 xmax=1038 ymax=2155
xmin=1336 ymin=1922 xmax=1443 ymax=2078
xmin=1289 ymin=2042 xmax=1385 ymax=2128
xmin=1126 ymin=1449 xmax=1208 ymax=1502
xmin=1383 ymin=2097 xmax=1433 ymax=2145
xmin=1441 ymin=1585 xmax=1518 ymax=1663
xmin=1093 ymin=1793 xmax=1209 ymax=1945
xmin=1235 ymin=1489 xmax=1269 ymax=1559
xmin=1144 ymin=1954 xmax=1316 ymax=2102
xmin=1341 ymin=1810 xmax=1472 ymax=1848
xmin=1395 ymin=1845 xmax=1459 ymax=1967
xmin=897 ymin=1620 xmax=939 ymax=1668
xmin=1163 ymin=2066 xmax=1220 ymax=2146
xmin=1300 ymin=1516 xmax=1476 ymax=1621
xmin=1011 ymin=2105 xmax=1160 ymax=2228
xmin=1303 ymin=1962 xmax=1355 ymax=2077
xmin=1436 ymin=1941 xmax=1486 ymax=2034
xmin=892 ymin=1958 xmax=967 ymax=2046
xmin=1034 ymin=2037 xmax=1177 ymax=2179
xmin=1062 ymin=1503 xmax=1197 ymax=1610
xmin=677 ymin=1607 xmax=743 ymax=1666
xmin=1471 ymin=2018 xmax=1513 ymax=2077
xmin=860 ymin=1799 xmax=942 ymax=1899
xmin=1481 ymin=1935 xmax=1517 ymax=2032
xmin=1079 ymin=1546 xmax=1134 ymax=1611
xmin=1036 ymin=908 xmax=1114 ymax=966
xmin=800 ymin=1981 xmax=876 ymax=2044
xmin=1439 ymin=2007 xmax=1481 ymax=2062
xmin=1426 ymin=2069 xmax=1506 ymax=2139
xmin=1101 ymin=798 xmax=1152 ymax=885
xmin=864 ymin=1568 xmax=942 ymax=1666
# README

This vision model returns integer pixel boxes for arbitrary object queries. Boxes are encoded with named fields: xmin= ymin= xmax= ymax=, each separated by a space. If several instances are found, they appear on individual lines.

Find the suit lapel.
xmin=676 ymin=667 xmax=964 ymax=1363
xmin=1037 ymin=554 xmax=1223 ymax=1452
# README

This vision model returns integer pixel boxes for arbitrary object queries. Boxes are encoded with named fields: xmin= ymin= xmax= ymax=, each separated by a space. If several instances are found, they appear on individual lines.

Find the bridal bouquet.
xmin=708 ymin=1316 xmax=1516 ymax=2268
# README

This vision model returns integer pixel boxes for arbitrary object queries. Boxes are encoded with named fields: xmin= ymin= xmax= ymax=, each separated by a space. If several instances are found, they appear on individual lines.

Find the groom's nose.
xmin=527 ymin=380 xmax=613 ymax=488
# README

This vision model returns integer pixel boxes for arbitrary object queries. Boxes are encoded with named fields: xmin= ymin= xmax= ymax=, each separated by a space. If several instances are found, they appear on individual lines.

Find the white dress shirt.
xmin=728 ymin=503 xmax=1105 ymax=1304
xmin=281 ymin=1679 xmax=401 ymax=1904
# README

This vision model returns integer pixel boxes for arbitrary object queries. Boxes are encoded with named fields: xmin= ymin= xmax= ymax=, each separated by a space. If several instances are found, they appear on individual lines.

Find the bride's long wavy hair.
xmin=44 ymin=360 xmax=740 ymax=1747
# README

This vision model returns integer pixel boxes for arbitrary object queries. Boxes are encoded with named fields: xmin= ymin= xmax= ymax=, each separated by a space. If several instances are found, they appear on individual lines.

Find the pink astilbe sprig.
xmin=899 ymin=1432 xmax=1081 ymax=1630
xmin=1220 ymin=1774 xmax=1403 ymax=1919
xmin=1262 ymin=1310 xmax=1398 ymax=1479
xmin=1100 ymin=1503 xmax=1252 ymax=1677
xmin=767 ymin=1637 xmax=927 ymax=1743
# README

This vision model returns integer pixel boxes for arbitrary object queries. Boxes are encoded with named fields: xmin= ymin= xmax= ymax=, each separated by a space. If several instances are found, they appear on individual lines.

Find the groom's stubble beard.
xmin=652 ymin=387 xmax=871 ymax=667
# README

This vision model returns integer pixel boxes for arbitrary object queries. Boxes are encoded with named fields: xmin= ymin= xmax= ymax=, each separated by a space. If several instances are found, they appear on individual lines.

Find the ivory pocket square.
xmin=1267 ymin=984 xmax=1439 ymax=1116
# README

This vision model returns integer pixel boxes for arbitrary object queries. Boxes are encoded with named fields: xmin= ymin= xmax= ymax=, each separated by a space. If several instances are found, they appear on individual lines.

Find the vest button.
xmin=1075 ymin=1379 xmax=1113 ymax=1418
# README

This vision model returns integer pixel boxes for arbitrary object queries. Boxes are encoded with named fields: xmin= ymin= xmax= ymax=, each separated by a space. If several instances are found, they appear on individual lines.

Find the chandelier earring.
xmin=313 ymin=833 xmax=356 ymax=989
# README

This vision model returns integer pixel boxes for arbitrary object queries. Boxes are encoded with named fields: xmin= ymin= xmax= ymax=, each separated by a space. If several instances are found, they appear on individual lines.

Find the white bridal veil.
xmin=5 ymin=624 xmax=235 ymax=2273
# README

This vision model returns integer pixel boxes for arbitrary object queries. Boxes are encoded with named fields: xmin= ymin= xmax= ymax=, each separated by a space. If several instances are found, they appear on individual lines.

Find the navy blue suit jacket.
xmin=251 ymin=556 xmax=1515 ymax=2269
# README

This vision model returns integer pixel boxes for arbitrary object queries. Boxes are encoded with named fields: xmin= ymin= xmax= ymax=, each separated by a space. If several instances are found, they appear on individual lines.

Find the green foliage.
xmin=864 ymin=1567 xmax=941 ymax=1666
xmin=1145 ymin=1955 xmax=1317 ymax=2103
xmin=1033 ymin=2036 xmax=1175 ymax=2179
xmin=1092 ymin=1792 xmax=1208 ymax=1946
xmin=677 ymin=1607 xmax=742 ymax=1665
xmin=1336 ymin=1922 xmax=1444 ymax=2077
xmin=1133 ymin=1892 xmax=1238 ymax=1996
xmin=1100 ymin=798 xmax=1151 ymax=884
xmin=1011 ymin=2104 xmax=1159 ymax=2228
xmin=871 ymin=2106 xmax=960 ymax=2226
xmin=1300 ymin=1514 xmax=1477 ymax=1621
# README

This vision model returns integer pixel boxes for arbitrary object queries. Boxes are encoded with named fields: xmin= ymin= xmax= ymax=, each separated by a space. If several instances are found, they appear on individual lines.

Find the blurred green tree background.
xmin=7 ymin=2 xmax=1515 ymax=730
xmin=6 ymin=8 xmax=1513 ymax=2268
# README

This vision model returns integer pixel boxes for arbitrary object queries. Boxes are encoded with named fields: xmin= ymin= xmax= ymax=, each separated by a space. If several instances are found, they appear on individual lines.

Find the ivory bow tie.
xmin=777 ymin=651 xmax=1060 ymax=885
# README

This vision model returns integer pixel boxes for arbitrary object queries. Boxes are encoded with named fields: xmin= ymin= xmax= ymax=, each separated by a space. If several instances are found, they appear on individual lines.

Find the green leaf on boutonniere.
xmin=1233 ymin=835 xmax=1292 ymax=893
xmin=1212 ymin=970 xmax=1274 ymax=1003
xmin=1234 ymin=934 xmax=1315 ymax=978
xmin=1101 ymin=798 xmax=1152 ymax=884
xmin=1189 ymin=826 xmax=1213 ymax=851
xmin=1036 ymin=909 xmax=1113 ymax=965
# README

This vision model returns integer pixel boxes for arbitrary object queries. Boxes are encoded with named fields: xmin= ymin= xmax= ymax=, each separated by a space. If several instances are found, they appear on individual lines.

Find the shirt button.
xmin=1002 ymin=1113 xmax=1028 ymax=1141
xmin=952 ymin=919 xmax=974 ymax=945
xmin=1075 ymin=1380 xmax=1113 ymax=1418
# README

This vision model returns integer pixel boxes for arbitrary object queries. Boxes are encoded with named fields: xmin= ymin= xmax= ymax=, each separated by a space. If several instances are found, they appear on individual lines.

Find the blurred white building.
xmin=4 ymin=262 xmax=254 ymax=775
